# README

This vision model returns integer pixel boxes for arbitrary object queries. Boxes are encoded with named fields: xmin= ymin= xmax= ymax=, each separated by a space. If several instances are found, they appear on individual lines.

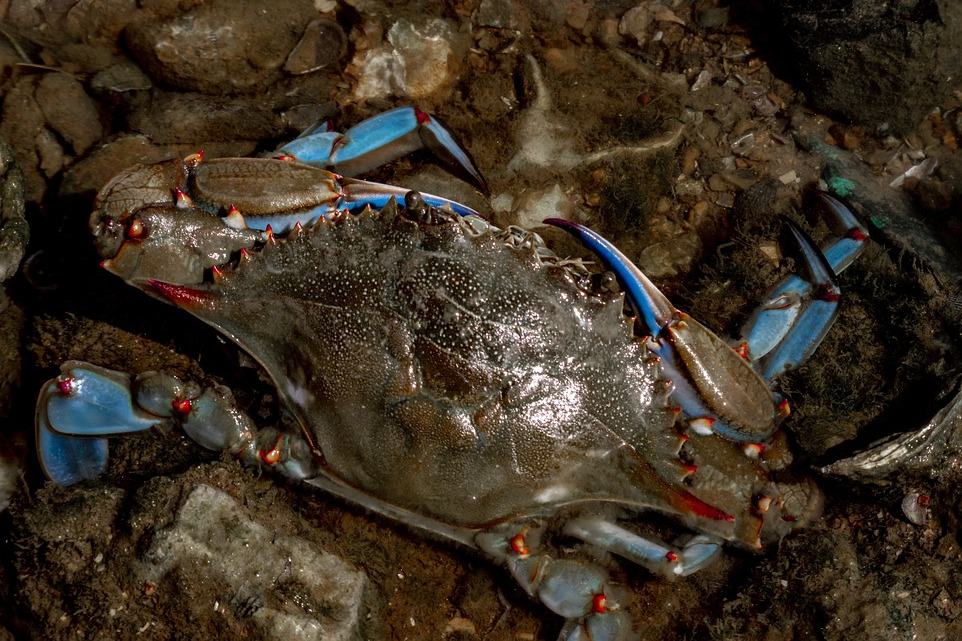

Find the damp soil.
xmin=2 ymin=1 xmax=962 ymax=640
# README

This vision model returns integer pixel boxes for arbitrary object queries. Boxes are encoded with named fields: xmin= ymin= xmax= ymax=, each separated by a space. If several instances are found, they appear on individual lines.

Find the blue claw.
xmin=546 ymin=218 xmax=779 ymax=442
xmin=741 ymin=194 xmax=868 ymax=368
xmin=756 ymin=221 xmax=842 ymax=382
xmin=277 ymin=106 xmax=487 ymax=193
xmin=543 ymin=218 xmax=674 ymax=337
xmin=37 ymin=380 xmax=109 ymax=485
xmin=819 ymin=193 xmax=869 ymax=273
xmin=36 ymin=362 xmax=163 ymax=485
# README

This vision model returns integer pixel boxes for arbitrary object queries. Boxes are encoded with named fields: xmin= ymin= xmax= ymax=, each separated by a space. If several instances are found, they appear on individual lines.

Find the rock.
xmin=127 ymin=92 xmax=283 ymax=143
xmin=126 ymin=0 xmax=317 ymax=93
xmin=90 ymin=61 xmax=154 ymax=94
xmin=0 ymin=139 xmax=28 ymax=283
xmin=774 ymin=0 xmax=962 ymax=134
xmin=0 ymin=76 xmax=49 ymax=202
xmin=637 ymin=232 xmax=702 ymax=279
xmin=35 ymin=73 xmax=103 ymax=156
xmin=6 ymin=0 xmax=137 ymax=46
xmin=350 ymin=18 xmax=467 ymax=100
xmin=283 ymin=18 xmax=347 ymax=75
xmin=139 ymin=483 xmax=368 ymax=641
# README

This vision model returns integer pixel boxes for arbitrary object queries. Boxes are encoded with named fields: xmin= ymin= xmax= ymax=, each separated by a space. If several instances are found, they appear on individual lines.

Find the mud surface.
xmin=2 ymin=1 xmax=962 ymax=639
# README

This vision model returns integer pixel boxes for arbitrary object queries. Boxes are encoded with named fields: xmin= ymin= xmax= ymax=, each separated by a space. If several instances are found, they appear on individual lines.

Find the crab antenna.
xmin=544 ymin=218 xmax=675 ymax=337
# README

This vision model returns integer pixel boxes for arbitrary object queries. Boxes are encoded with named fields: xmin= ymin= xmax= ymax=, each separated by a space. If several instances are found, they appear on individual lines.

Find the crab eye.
xmin=126 ymin=216 xmax=147 ymax=240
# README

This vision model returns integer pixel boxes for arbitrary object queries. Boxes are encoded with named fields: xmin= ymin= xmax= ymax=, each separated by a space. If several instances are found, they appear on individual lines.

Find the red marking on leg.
xmin=171 ymin=397 xmax=192 ymax=417
xmin=678 ymin=490 xmax=733 ymax=522
xmin=665 ymin=551 xmax=678 ymax=562
xmin=591 ymin=593 xmax=608 ymax=613
xmin=777 ymin=399 xmax=791 ymax=418
xmin=815 ymin=285 xmax=840 ymax=303
xmin=847 ymin=228 xmax=868 ymax=241
xmin=734 ymin=342 xmax=749 ymax=359
xmin=259 ymin=435 xmax=284 ymax=466
xmin=57 ymin=376 xmax=74 ymax=395
xmin=414 ymin=108 xmax=431 ymax=125
xmin=510 ymin=530 xmax=529 ymax=556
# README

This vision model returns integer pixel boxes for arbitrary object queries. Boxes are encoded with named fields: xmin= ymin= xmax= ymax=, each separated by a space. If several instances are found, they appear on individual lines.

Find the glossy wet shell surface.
xmin=164 ymin=207 xmax=706 ymax=529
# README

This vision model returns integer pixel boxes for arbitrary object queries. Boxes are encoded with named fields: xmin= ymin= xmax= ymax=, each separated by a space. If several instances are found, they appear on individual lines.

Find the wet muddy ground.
xmin=1 ymin=0 xmax=962 ymax=639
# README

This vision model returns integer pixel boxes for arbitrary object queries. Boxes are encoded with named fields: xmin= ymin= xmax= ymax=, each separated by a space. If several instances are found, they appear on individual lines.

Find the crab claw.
xmin=545 ymin=218 xmax=779 ymax=443
xmin=753 ymin=220 xmax=841 ymax=382
xmin=277 ymin=106 xmax=488 ymax=193
xmin=36 ymin=362 xmax=164 ymax=485
xmin=739 ymin=195 xmax=867 ymax=380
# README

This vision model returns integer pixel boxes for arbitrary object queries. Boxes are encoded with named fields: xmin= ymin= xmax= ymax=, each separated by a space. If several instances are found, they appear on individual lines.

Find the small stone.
xmin=284 ymin=18 xmax=346 ymax=75
xmin=619 ymin=5 xmax=654 ymax=47
xmin=35 ymin=128 xmax=66 ymax=178
xmin=350 ymin=18 xmax=466 ymax=101
xmin=512 ymin=183 xmax=574 ymax=229
xmin=90 ymin=61 xmax=153 ymax=94
xmin=778 ymin=170 xmax=797 ymax=185
xmin=127 ymin=92 xmax=283 ymax=143
xmin=691 ymin=69 xmax=712 ymax=92
xmin=565 ymin=2 xmax=590 ymax=31
xmin=35 ymin=72 xmax=103 ymax=156
xmin=445 ymin=616 xmax=477 ymax=635
xmin=637 ymin=233 xmax=702 ymax=279
xmin=476 ymin=0 xmax=529 ymax=31
xmin=697 ymin=7 xmax=730 ymax=29
xmin=126 ymin=0 xmax=316 ymax=93
xmin=731 ymin=132 xmax=756 ymax=157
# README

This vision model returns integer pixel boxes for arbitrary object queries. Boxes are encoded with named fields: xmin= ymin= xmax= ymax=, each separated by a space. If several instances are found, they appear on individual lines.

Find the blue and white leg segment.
xmin=36 ymin=362 xmax=164 ymax=485
xmin=276 ymin=106 xmax=488 ymax=193
xmin=739 ymin=194 xmax=868 ymax=382
xmin=477 ymin=525 xmax=634 ymax=641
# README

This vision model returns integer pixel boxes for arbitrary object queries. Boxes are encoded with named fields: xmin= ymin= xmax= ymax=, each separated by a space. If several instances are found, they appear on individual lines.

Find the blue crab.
xmin=35 ymin=107 xmax=869 ymax=639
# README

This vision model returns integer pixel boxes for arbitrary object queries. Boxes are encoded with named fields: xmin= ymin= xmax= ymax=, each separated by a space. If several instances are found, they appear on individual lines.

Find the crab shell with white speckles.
xmin=90 ymin=158 xmax=821 ymax=556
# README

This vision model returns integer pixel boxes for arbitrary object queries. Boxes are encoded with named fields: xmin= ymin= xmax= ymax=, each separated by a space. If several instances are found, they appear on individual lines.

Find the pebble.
xmin=35 ymin=73 xmax=103 ymax=156
xmin=351 ymin=18 xmax=465 ymax=100
xmin=127 ymin=92 xmax=283 ymax=143
xmin=126 ymin=0 xmax=316 ymax=93
xmin=90 ymin=61 xmax=153 ymax=94
xmin=284 ymin=18 xmax=346 ymax=75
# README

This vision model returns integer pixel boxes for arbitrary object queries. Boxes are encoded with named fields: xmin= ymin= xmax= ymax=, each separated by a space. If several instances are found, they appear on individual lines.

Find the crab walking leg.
xmin=276 ymin=106 xmax=488 ymax=193
xmin=476 ymin=527 xmax=634 ymax=641
xmin=739 ymin=194 xmax=869 ymax=374
xmin=34 ymin=362 xmax=314 ymax=486
xmin=545 ymin=218 xmax=779 ymax=443
xmin=229 ymin=178 xmax=483 ymax=231
xmin=565 ymin=516 xmax=722 ymax=578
